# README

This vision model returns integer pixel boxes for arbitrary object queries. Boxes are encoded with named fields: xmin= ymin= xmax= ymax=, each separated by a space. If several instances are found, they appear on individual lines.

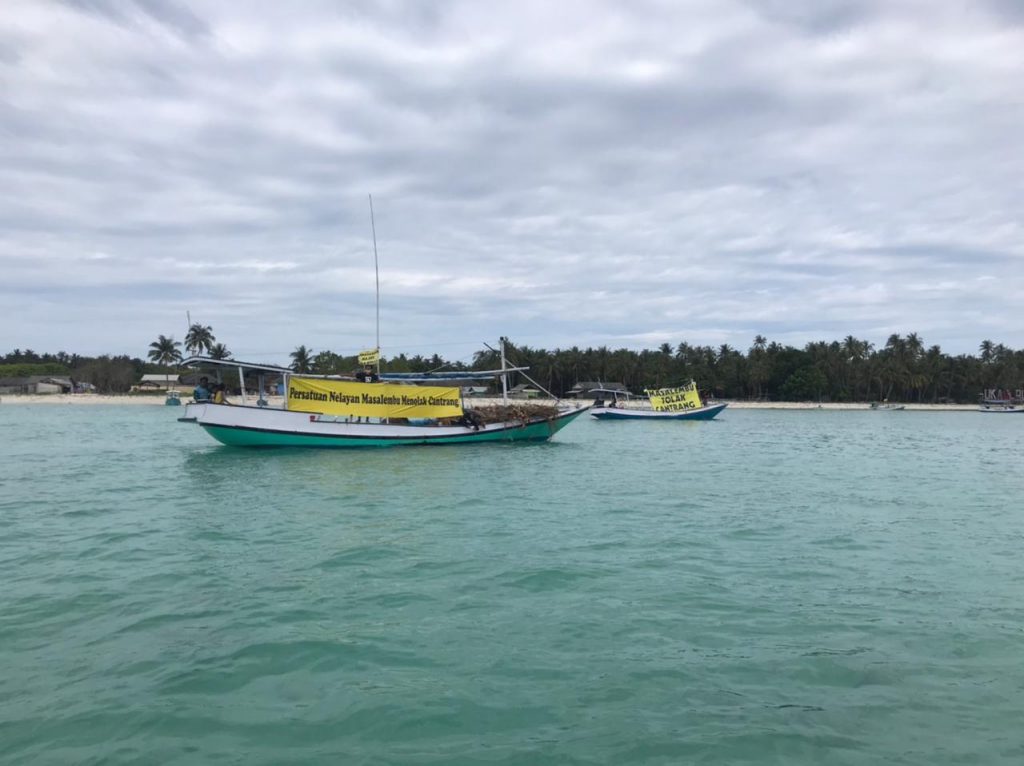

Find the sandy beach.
xmin=0 ymin=394 xmax=980 ymax=411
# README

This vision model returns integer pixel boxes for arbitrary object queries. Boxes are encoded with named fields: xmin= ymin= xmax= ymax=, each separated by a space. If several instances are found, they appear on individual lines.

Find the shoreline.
xmin=0 ymin=394 xmax=981 ymax=411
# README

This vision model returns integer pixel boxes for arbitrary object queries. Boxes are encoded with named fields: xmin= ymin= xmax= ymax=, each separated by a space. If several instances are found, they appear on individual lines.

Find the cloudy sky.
xmin=2 ymin=0 xmax=1022 ymax=364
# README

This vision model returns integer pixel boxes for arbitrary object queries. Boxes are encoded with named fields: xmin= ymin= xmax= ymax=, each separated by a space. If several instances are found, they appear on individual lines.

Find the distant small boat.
xmin=165 ymin=390 xmax=182 ymax=406
xmin=591 ymin=381 xmax=727 ymax=421
xmin=978 ymin=400 xmax=1024 ymax=413
xmin=870 ymin=402 xmax=905 ymax=411
xmin=977 ymin=389 xmax=1024 ymax=413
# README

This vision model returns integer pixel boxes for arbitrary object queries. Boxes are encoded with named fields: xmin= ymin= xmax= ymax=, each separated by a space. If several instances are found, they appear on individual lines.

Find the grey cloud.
xmin=2 ymin=0 xmax=1023 ymax=361
xmin=744 ymin=0 xmax=879 ymax=33
xmin=58 ymin=0 xmax=210 ymax=40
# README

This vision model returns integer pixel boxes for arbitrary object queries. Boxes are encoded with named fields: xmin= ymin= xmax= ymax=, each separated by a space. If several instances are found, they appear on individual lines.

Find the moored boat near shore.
xmin=977 ymin=388 xmax=1024 ymax=413
xmin=978 ymin=389 xmax=1024 ymax=413
xmin=591 ymin=381 xmax=727 ymax=421
xmin=870 ymin=402 xmax=905 ymax=411
xmin=979 ymin=402 xmax=1024 ymax=413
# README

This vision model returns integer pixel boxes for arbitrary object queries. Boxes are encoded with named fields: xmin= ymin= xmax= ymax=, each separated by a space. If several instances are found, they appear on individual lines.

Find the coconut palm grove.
xmin=2 ymin=329 xmax=1022 ymax=403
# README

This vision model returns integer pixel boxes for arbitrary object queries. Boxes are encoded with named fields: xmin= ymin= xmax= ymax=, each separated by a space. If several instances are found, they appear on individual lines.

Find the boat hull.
xmin=978 ymin=403 xmax=1024 ymax=413
xmin=180 ymin=402 xmax=589 ymax=447
xmin=591 ymin=402 xmax=727 ymax=421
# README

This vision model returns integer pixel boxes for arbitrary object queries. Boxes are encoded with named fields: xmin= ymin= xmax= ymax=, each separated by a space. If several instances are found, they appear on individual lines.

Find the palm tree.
xmin=593 ymin=346 xmax=611 ymax=382
xmin=208 ymin=343 xmax=231 ymax=360
xmin=979 ymin=339 xmax=994 ymax=364
xmin=148 ymin=335 xmax=182 ymax=365
xmin=185 ymin=323 xmax=215 ymax=356
xmin=749 ymin=336 xmax=769 ymax=399
xmin=472 ymin=347 xmax=498 ymax=369
xmin=906 ymin=332 xmax=924 ymax=360
xmin=290 ymin=345 xmax=313 ymax=373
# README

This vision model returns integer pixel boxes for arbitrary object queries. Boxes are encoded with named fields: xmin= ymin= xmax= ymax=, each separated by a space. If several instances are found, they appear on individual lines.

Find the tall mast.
xmin=500 ymin=336 xmax=509 ymax=405
xmin=368 ymin=194 xmax=381 ymax=375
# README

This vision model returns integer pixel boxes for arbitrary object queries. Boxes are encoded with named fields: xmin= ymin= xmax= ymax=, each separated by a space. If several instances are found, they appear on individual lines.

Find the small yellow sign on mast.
xmin=358 ymin=348 xmax=380 ymax=366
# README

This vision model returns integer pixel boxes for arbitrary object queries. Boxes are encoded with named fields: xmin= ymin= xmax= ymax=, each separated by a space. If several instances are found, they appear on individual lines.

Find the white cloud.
xmin=1 ymin=0 xmax=1022 ymax=361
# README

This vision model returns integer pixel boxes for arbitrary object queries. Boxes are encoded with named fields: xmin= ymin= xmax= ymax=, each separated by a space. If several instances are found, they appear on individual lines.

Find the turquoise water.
xmin=2 ymin=405 xmax=1022 ymax=764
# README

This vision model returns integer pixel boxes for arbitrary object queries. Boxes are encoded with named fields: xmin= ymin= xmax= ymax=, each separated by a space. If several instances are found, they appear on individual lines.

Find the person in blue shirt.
xmin=193 ymin=376 xmax=211 ymax=402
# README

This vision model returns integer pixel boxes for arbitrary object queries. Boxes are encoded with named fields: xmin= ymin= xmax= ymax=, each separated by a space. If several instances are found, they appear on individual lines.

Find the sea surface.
xmin=1 ymin=405 xmax=1022 ymax=765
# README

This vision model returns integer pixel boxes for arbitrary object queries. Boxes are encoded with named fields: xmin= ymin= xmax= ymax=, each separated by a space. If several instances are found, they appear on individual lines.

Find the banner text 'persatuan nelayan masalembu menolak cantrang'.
xmin=287 ymin=378 xmax=463 ymax=419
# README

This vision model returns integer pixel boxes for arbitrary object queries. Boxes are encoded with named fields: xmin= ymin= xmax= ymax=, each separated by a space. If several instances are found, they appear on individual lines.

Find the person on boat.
xmin=193 ymin=377 xmax=211 ymax=402
xmin=356 ymin=365 xmax=380 ymax=383
xmin=459 ymin=409 xmax=484 ymax=431
xmin=212 ymin=383 xmax=229 ymax=405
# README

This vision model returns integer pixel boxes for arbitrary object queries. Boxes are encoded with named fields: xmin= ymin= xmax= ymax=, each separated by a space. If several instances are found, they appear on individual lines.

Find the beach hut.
xmin=508 ymin=383 xmax=541 ymax=399
xmin=0 ymin=375 xmax=75 ymax=394
xmin=137 ymin=373 xmax=182 ymax=391
xmin=566 ymin=381 xmax=629 ymax=399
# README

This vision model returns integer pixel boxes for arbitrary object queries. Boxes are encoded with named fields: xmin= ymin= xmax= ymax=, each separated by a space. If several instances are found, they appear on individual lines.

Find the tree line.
xmin=0 ymin=323 xmax=232 ymax=393
xmin=3 ymin=331 xmax=1021 ymax=401
xmin=484 ymin=334 xmax=1023 ymax=403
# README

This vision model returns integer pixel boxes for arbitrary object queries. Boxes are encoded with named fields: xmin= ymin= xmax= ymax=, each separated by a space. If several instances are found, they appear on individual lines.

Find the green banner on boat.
xmin=287 ymin=378 xmax=463 ymax=419
xmin=645 ymin=382 xmax=703 ymax=412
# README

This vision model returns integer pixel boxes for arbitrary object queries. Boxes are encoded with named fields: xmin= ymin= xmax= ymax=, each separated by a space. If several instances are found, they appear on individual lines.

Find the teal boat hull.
xmin=591 ymin=402 xmax=727 ymax=421
xmin=183 ymin=403 xmax=589 ymax=448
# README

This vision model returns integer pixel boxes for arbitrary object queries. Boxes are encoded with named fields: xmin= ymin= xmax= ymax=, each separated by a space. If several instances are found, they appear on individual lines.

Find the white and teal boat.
xmin=180 ymin=401 xmax=587 ymax=447
xmin=590 ymin=382 xmax=727 ymax=421
xmin=869 ymin=402 xmax=905 ymax=411
xmin=977 ymin=388 xmax=1024 ymax=413
xmin=178 ymin=355 xmax=589 ymax=448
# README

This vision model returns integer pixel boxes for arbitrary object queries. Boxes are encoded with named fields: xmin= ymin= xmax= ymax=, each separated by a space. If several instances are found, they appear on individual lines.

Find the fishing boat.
xmin=175 ymin=202 xmax=587 ymax=447
xmin=869 ymin=402 xmax=905 ymax=411
xmin=979 ymin=401 xmax=1024 ymax=413
xmin=177 ymin=348 xmax=589 ymax=448
xmin=978 ymin=389 xmax=1024 ymax=413
xmin=591 ymin=381 xmax=727 ymax=421
xmin=165 ymin=390 xmax=182 ymax=406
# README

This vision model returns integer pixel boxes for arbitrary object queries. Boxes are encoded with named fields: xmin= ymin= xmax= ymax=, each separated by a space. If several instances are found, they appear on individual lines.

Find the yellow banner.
xmin=358 ymin=348 xmax=380 ymax=365
xmin=287 ymin=378 xmax=462 ymax=419
xmin=645 ymin=382 xmax=704 ymax=412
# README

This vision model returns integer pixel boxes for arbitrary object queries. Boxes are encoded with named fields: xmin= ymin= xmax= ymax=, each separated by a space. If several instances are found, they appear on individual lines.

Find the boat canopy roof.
xmin=380 ymin=368 xmax=527 ymax=382
xmin=589 ymin=387 xmax=637 ymax=397
xmin=180 ymin=356 xmax=292 ymax=373
xmin=181 ymin=355 xmax=527 ymax=381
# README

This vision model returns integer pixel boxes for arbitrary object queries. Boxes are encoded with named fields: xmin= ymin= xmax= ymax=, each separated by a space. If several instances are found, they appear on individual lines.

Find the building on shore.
xmin=566 ymin=381 xmax=629 ymax=399
xmin=134 ymin=373 xmax=181 ymax=392
xmin=508 ymin=383 xmax=542 ymax=399
xmin=0 ymin=376 xmax=92 ymax=394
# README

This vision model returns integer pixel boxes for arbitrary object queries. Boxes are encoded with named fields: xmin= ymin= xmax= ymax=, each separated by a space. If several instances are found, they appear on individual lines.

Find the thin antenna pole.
xmin=368 ymin=194 xmax=381 ymax=375
xmin=494 ymin=339 xmax=562 ymax=403
xmin=500 ymin=336 xmax=509 ymax=405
